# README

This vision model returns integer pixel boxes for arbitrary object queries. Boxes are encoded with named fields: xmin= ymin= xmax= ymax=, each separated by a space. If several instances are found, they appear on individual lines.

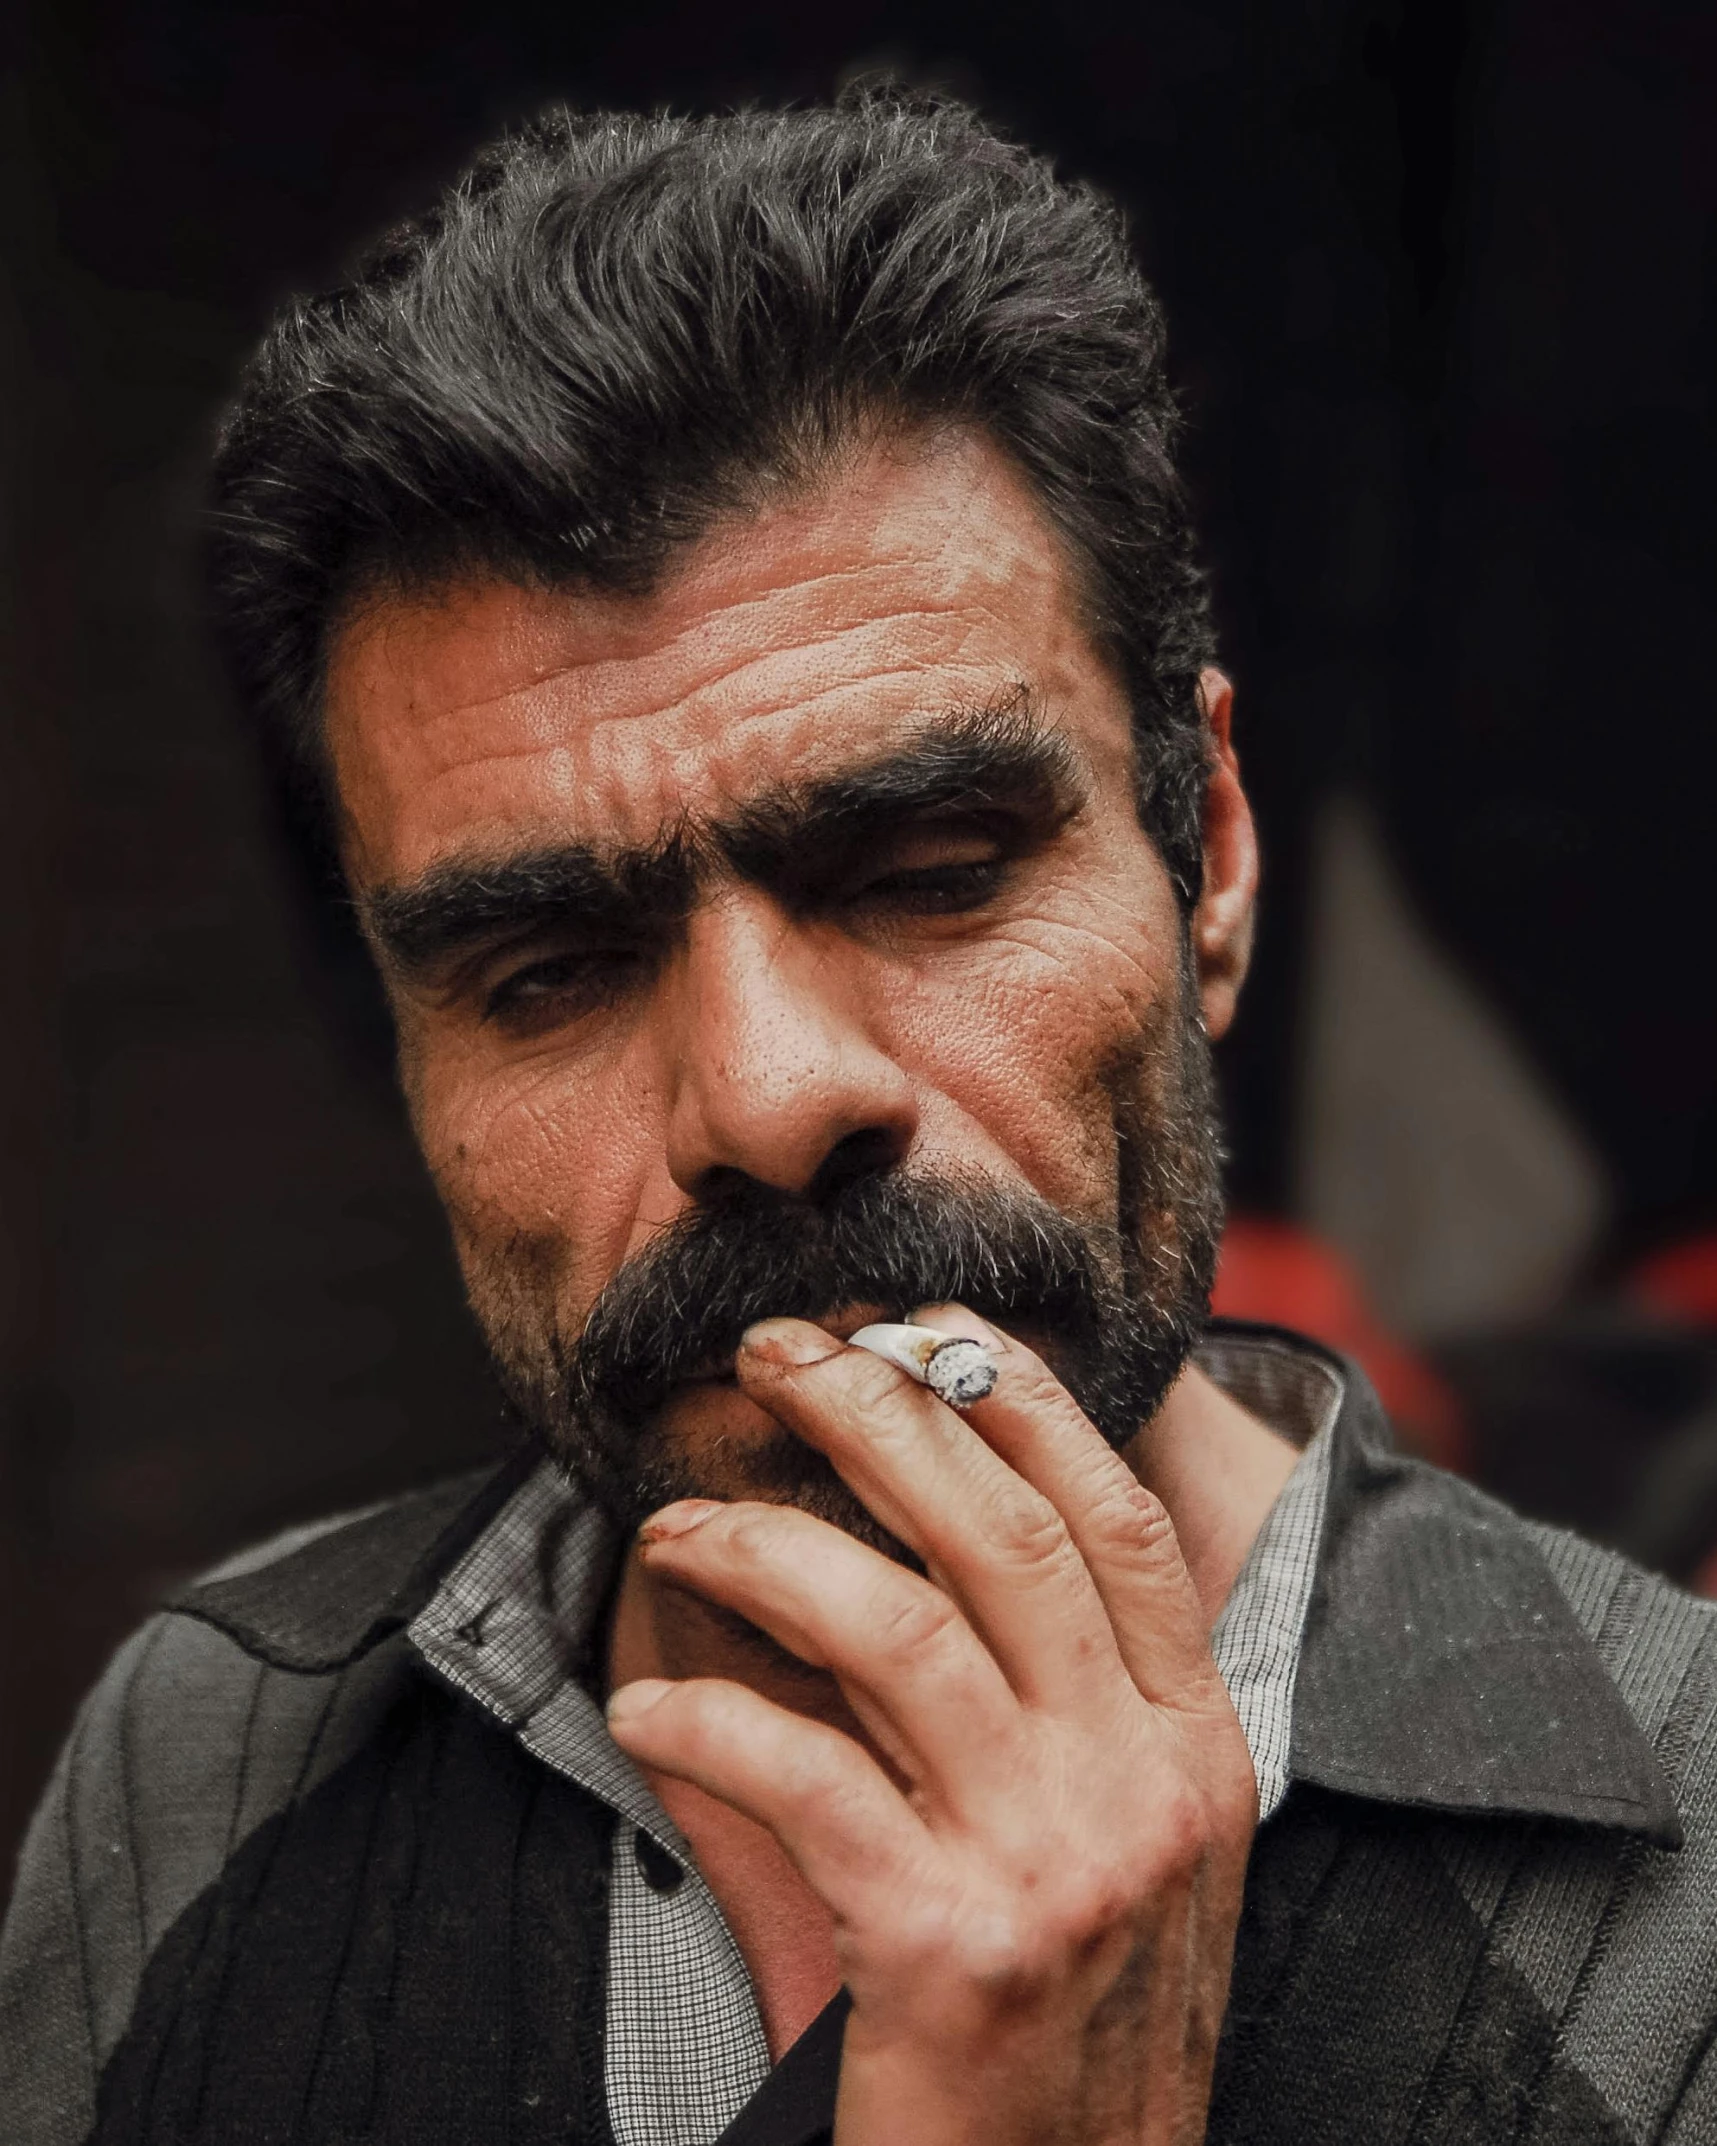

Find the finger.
xmin=635 ymin=1498 xmax=1021 ymax=1806
xmin=605 ymin=1673 xmax=929 ymax=1917
xmin=914 ymin=1305 xmax=1216 ymax=1711
xmin=736 ymin=1319 xmax=1127 ymax=1714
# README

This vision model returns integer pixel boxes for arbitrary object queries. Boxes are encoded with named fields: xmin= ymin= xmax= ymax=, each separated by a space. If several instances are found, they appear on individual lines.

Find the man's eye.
xmin=482 ymin=949 xmax=641 ymax=1030
xmin=849 ymin=823 xmax=1014 ymax=916
xmin=859 ymin=856 xmax=1010 ymax=914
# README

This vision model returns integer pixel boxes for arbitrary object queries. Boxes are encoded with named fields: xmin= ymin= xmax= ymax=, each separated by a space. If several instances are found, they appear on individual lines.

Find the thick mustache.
xmin=560 ymin=1171 xmax=1115 ymax=1420
xmin=681 ymin=1302 xmax=892 ymax=1382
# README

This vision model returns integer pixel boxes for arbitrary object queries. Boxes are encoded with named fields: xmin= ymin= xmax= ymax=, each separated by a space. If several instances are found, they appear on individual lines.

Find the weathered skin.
xmin=326 ymin=426 xmax=1291 ymax=2142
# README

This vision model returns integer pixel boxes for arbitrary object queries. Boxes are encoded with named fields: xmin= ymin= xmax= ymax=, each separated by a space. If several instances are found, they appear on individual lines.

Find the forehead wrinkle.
xmin=652 ymin=659 xmax=999 ymax=793
xmin=643 ymin=551 xmax=977 ymax=652
xmin=380 ymin=655 xmax=999 ymax=855
xmin=398 ymin=600 xmax=986 ymax=784
xmin=621 ymin=483 xmax=1033 ymax=655
xmin=356 ymin=529 xmax=990 ymax=724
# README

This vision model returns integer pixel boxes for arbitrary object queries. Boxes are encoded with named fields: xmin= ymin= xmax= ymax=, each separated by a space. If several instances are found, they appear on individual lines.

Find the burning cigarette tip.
xmin=847 ymin=1323 xmax=1000 ymax=1409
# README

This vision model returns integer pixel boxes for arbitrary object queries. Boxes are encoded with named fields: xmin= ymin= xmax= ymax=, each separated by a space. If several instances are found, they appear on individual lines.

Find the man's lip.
xmin=678 ymin=1303 xmax=894 ymax=1385
xmin=680 ymin=1350 xmax=737 ymax=1387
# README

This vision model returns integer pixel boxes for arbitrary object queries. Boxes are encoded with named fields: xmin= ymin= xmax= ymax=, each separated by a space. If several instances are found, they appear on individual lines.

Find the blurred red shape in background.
xmin=1212 ymin=1216 xmax=1471 ymax=1476
xmin=1628 ymin=1234 xmax=1717 ymax=1332
xmin=1627 ymin=1233 xmax=1717 ymax=1596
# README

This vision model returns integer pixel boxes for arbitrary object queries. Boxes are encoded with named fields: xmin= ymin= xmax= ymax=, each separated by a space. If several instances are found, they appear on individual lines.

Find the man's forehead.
xmin=324 ymin=430 xmax=1131 ymax=885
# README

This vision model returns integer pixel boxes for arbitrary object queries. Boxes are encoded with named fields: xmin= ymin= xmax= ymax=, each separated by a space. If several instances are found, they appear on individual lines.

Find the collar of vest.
xmin=1257 ymin=1317 xmax=1683 ymax=1848
xmin=166 ymin=1442 xmax=540 ymax=1672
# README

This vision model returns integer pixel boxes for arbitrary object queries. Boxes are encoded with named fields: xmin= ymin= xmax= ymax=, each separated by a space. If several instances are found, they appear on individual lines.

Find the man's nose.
xmin=662 ymin=893 xmax=919 ymax=1203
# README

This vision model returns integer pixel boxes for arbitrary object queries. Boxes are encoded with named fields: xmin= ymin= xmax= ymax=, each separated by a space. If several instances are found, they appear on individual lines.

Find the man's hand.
xmin=605 ymin=1309 xmax=1258 ymax=2146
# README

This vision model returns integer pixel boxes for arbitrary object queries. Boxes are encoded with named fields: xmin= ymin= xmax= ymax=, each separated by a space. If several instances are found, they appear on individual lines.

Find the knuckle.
xmin=1125 ymin=1480 xmax=1179 ymax=1550
xmin=1052 ymin=1865 xmax=1140 ymax=1955
xmin=951 ymin=1905 xmax=1050 ymax=2004
xmin=882 ymin=1895 xmax=957 ymax=1982
xmin=649 ymin=1680 xmax=725 ymax=1760
xmin=817 ymin=1346 xmax=920 ymax=1415
xmin=771 ymin=1728 xmax=849 ymax=1804
xmin=1004 ymin=1346 xmax=1060 ymax=1398
xmin=715 ymin=1501 xmax=785 ymax=1562
xmin=882 ymin=1861 xmax=1156 ymax=2018
xmin=1208 ymin=1741 xmax=1264 ymax=1837
xmin=1140 ymin=1776 xmax=1217 ymax=1881
xmin=1090 ymin=1476 xmax=1180 ymax=1561
xmin=982 ymin=1485 xmax=1073 ymax=1571
xmin=871 ymin=1580 xmax=964 ymax=1670
xmin=1006 ymin=1352 xmax=1085 ymax=1424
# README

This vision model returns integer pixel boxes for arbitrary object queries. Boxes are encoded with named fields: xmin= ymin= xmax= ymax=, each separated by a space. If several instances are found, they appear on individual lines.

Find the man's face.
xmin=325 ymin=430 xmax=1250 ymax=1535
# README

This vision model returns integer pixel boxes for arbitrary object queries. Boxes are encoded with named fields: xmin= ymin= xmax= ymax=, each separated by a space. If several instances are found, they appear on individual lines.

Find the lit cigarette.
xmin=847 ymin=1323 xmax=1000 ymax=1409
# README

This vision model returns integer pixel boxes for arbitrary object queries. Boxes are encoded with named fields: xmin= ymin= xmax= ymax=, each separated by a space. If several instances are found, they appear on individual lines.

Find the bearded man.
xmin=4 ymin=92 xmax=1716 ymax=2146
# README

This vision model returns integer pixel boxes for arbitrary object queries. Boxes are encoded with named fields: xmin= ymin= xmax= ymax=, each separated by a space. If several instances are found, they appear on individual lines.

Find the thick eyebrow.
xmin=364 ymin=832 xmax=698 ymax=983
xmin=363 ymin=689 xmax=1087 ymax=984
xmin=719 ymin=688 xmax=1089 ymax=899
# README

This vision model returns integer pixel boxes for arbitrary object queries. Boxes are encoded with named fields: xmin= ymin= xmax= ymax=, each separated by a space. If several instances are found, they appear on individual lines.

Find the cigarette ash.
xmin=923 ymin=1339 xmax=999 ymax=1408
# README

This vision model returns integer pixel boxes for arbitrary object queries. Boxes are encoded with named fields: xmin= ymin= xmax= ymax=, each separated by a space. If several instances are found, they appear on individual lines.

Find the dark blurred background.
xmin=3 ymin=0 xmax=1714 ymax=1880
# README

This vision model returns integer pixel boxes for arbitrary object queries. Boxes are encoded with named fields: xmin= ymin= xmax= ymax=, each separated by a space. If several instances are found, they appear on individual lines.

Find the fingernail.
xmin=910 ymin=1304 xmax=1005 ymax=1349
xmin=738 ymin=1318 xmax=843 ymax=1367
xmin=607 ymin=1679 xmax=673 ymax=1726
xmin=638 ymin=1499 xmax=723 ymax=1544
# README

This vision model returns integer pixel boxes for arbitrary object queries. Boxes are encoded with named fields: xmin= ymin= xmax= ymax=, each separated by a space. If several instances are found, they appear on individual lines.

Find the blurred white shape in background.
xmin=1295 ymin=795 xmax=1608 ymax=1339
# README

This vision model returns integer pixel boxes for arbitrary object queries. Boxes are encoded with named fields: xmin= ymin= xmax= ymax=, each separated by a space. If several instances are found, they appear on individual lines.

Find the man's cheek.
xmin=887 ymin=922 xmax=1166 ymax=1205
xmin=415 ymin=1056 xmax=662 ymax=1283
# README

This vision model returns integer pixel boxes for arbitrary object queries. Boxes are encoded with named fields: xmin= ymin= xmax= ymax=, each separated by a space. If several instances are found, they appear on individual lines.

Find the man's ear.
xmin=1191 ymin=667 xmax=1258 ymax=1042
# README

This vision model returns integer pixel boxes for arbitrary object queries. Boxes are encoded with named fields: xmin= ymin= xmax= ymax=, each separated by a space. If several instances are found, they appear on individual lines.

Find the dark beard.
xmin=473 ymin=962 xmax=1225 ymax=1547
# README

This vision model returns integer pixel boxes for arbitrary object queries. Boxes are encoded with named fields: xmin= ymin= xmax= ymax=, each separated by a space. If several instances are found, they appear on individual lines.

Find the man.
xmin=3 ymin=91 xmax=1715 ymax=2146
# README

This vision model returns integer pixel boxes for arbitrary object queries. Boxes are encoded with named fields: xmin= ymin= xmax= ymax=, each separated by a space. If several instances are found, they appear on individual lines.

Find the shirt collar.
xmin=404 ymin=1468 xmax=698 ymax=1857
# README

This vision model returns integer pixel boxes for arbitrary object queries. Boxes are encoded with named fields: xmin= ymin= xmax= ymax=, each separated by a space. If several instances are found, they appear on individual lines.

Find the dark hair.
xmin=208 ymin=89 xmax=1217 ymax=905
